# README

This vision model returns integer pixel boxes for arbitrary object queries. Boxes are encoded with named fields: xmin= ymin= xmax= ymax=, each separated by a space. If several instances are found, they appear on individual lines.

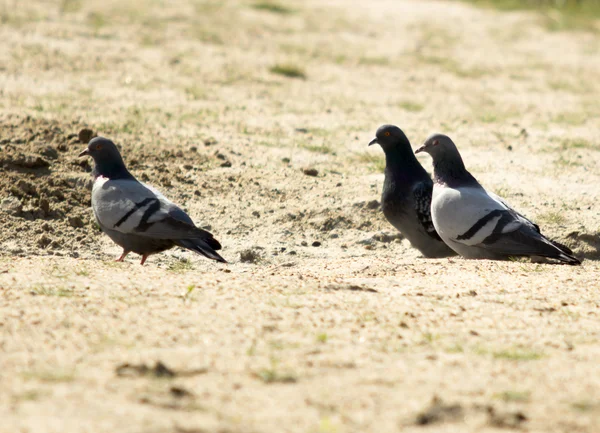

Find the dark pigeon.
xmin=79 ymin=137 xmax=226 ymax=265
xmin=369 ymin=125 xmax=456 ymax=258
xmin=415 ymin=133 xmax=580 ymax=265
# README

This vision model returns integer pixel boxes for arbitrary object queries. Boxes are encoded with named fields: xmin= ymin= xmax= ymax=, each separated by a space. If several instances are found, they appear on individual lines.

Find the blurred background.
xmin=1 ymin=2 xmax=600 ymax=433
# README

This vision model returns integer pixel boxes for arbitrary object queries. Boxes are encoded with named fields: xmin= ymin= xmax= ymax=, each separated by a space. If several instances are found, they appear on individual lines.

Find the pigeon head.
xmin=79 ymin=137 xmax=133 ymax=180
xmin=414 ymin=134 xmax=460 ymax=160
xmin=416 ymin=134 xmax=477 ymax=186
xmin=368 ymin=124 xmax=411 ymax=152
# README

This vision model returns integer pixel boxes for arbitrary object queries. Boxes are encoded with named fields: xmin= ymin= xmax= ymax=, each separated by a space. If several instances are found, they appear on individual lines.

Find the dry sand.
xmin=1 ymin=0 xmax=599 ymax=432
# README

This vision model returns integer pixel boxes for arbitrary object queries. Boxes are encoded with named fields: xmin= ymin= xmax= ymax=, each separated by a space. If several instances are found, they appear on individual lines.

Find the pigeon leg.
xmin=140 ymin=254 xmax=149 ymax=266
xmin=116 ymin=250 xmax=130 ymax=262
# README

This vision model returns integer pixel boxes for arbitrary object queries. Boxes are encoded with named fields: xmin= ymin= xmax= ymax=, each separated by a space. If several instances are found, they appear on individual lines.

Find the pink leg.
xmin=140 ymin=254 xmax=149 ymax=266
xmin=116 ymin=250 xmax=130 ymax=262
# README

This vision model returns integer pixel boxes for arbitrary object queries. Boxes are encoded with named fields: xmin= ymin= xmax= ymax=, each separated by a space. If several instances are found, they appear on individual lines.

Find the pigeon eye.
xmin=433 ymin=140 xmax=439 ymax=146
xmin=384 ymin=131 xmax=391 ymax=137
xmin=96 ymin=144 xmax=102 ymax=150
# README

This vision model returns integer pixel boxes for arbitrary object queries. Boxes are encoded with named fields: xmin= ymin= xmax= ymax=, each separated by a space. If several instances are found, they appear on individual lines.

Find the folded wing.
xmin=412 ymin=181 xmax=443 ymax=241
xmin=439 ymin=187 xmax=579 ymax=264
xmin=93 ymin=178 xmax=216 ymax=241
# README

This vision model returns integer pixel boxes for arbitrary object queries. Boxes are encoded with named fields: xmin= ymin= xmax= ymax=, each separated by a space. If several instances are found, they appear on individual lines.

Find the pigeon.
xmin=415 ymin=133 xmax=580 ymax=265
xmin=369 ymin=125 xmax=456 ymax=258
xmin=79 ymin=137 xmax=226 ymax=265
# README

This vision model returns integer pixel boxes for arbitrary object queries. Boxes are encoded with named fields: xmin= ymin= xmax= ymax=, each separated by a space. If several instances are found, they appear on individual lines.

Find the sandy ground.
xmin=1 ymin=0 xmax=600 ymax=432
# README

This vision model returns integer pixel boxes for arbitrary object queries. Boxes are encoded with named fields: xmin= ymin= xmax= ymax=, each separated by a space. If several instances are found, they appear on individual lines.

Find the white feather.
xmin=431 ymin=185 xmax=520 ymax=246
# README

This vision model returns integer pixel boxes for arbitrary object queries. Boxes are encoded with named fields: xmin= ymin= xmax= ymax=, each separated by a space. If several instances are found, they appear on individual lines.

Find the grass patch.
xmin=60 ymin=0 xmax=82 ymax=14
xmin=552 ymin=112 xmax=588 ymax=126
xmin=22 ymin=369 xmax=76 ymax=383
xmin=98 ymin=106 xmax=149 ymax=135
xmin=421 ymin=332 xmax=441 ymax=344
xmin=255 ymin=368 xmax=297 ymax=383
xmin=554 ymin=154 xmax=583 ymax=168
xmin=253 ymin=359 xmax=297 ymax=384
xmin=0 ymin=5 xmax=42 ymax=26
xmin=193 ymin=29 xmax=224 ymax=45
xmin=493 ymin=185 xmax=518 ymax=199
xmin=460 ymin=0 xmax=600 ymax=14
xmin=416 ymin=54 xmax=490 ymax=78
xmin=252 ymin=2 xmax=294 ymax=14
xmin=398 ymin=100 xmax=424 ymax=112
xmin=316 ymin=333 xmax=328 ymax=343
xmin=354 ymin=153 xmax=385 ymax=173
xmin=168 ymin=258 xmax=194 ymax=272
xmin=181 ymin=284 xmax=196 ymax=302
xmin=536 ymin=210 xmax=567 ymax=225
xmin=298 ymin=127 xmax=331 ymax=137
xmin=12 ymin=390 xmax=46 ymax=402
xmin=479 ymin=113 xmax=501 ymax=123
xmin=494 ymin=390 xmax=531 ymax=403
xmin=560 ymin=137 xmax=597 ymax=150
xmin=571 ymin=400 xmax=600 ymax=412
xmin=444 ymin=343 xmax=465 ymax=353
xmin=492 ymin=349 xmax=544 ymax=361
xmin=184 ymin=85 xmax=208 ymax=101
xmin=87 ymin=12 xmax=107 ymax=32
xmin=548 ymin=79 xmax=590 ymax=93
xmin=30 ymin=286 xmax=75 ymax=297
xmin=318 ymin=417 xmax=339 ymax=433
xmin=358 ymin=56 xmax=390 ymax=66
xmin=269 ymin=63 xmax=306 ymax=79
xmin=460 ymin=0 xmax=600 ymax=32
xmin=302 ymin=144 xmax=335 ymax=154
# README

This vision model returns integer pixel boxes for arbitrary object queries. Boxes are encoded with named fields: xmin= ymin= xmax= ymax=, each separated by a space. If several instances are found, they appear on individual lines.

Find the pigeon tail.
xmin=544 ymin=239 xmax=580 ymax=265
xmin=176 ymin=238 xmax=227 ymax=263
xmin=482 ymin=227 xmax=581 ymax=265
xmin=548 ymin=239 xmax=575 ymax=256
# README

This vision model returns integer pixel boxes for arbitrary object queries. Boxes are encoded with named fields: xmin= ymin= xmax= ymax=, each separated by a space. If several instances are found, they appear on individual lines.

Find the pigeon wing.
xmin=488 ymin=191 xmax=539 ymax=231
xmin=433 ymin=186 xmax=519 ymax=246
xmin=412 ymin=181 xmax=444 ymax=242
xmin=92 ymin=178 xmax=208 ymax=240
xmin=476 ymin=215 xmax=578 ymax=263
xmin=443 ymin=188 xmax=578 ymax=263
xmin=488 ymin=191 xmax=574 ymax=254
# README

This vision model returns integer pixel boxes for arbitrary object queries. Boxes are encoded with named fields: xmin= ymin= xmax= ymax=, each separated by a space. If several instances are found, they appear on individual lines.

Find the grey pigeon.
xmin=79 ymin=137 xmax=226 ymax=265
xmin=369 ymin=125 xmax=456 ymax=258
xmin=415 ymin=133 xmax=580 ymax=265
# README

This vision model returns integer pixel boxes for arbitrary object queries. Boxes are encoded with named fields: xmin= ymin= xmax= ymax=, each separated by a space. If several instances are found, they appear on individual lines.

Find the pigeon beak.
xmin=78 ymin=149 xmax=89 ymax=157
xmin=368 ymin=137 xmax=378 ymax=146
xmin=414 ymin=145 xmax=426 ymax=154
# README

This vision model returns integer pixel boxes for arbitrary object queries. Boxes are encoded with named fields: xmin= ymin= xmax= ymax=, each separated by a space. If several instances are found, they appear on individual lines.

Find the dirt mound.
xmin=0 ymin=114 xmax=399 ymax=263
xmin=0 ymin=115 xmax=98 ymax=258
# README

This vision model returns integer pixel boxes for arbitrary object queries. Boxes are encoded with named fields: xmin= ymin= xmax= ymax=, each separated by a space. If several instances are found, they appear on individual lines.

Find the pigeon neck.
xmin=385 ymin=146 xmax=423 ymax=167
xmin=92 ymin=160 xmax=135 ymax=181
xmin=384 ymin=147 xmax=429 ymax=182
xmin=432 ymin=155 xmax=479 ymax=188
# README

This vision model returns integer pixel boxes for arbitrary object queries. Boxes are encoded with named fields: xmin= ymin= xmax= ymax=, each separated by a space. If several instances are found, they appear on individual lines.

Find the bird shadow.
xmin=567 ymin=231 xmax=600 ymax=260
